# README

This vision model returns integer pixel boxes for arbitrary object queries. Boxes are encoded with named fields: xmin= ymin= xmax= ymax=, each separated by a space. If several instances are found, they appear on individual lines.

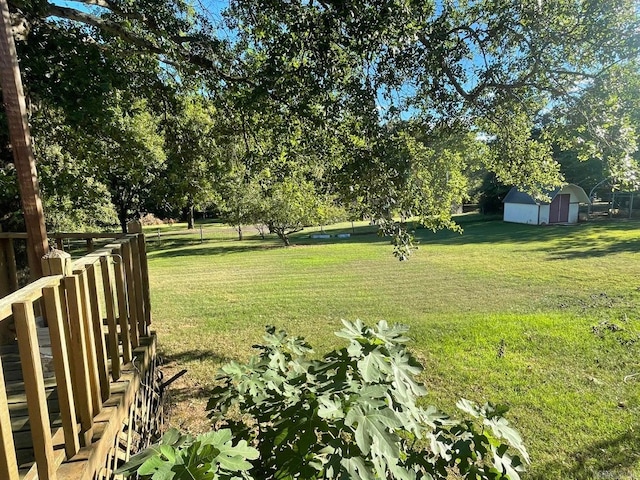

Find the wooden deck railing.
xmin=0 ymin=234 xmax=161 ymax=480
xmin=0 ymin=232 xmax=129 ymax=298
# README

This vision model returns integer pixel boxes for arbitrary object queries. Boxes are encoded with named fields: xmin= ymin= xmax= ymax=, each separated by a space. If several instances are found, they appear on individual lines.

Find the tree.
xmin=93 ymin=96 xmax=166 ymax=232
xmin=163 ymin=96 xmax=223 ymax=229
xmin=218 ymin=163 xmax=262 ymax=241
xmin=259 ymin=177 xmax=322 ymax=247
xmin=3 ymin=0 xmax=639 ymax=247
xmin=0 ymin=0 xmax=48 ymax=275
xmin=224 ymin=0 xmax=639 ymax=189
xmin=212 ymin=90 xmax=347 ymax=245
xmin=0 ymin=15 xmax=170 ymax=233
xmin=9 ymin=0 xmax=238 ymax=82
xmin=553 ymin=149 xmax=604 ymax=191
xmin=35 ymin=138 xmax=119 ymax=231
xmin=346 ymin=122 xmax=489 ymax=229
xmin=545 ymin=62 xmax=640 ymax=192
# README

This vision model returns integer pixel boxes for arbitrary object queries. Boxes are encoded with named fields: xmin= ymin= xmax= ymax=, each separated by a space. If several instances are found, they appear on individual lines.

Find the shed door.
xmin=549 ymin=194 xmax=570 ymax=223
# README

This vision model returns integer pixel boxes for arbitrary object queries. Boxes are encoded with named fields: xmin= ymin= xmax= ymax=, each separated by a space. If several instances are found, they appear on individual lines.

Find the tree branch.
xmin=71 ymin=0 xmax=113 ymax=8
xmin=44 ymin=3 xmax=253 ymax=85
xmin=46 ymin=4 xmax=164 ymax=54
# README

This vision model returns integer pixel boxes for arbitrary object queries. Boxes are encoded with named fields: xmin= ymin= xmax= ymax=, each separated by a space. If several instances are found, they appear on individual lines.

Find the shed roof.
xmin=503 ymin=184 xmax=590 ymax=205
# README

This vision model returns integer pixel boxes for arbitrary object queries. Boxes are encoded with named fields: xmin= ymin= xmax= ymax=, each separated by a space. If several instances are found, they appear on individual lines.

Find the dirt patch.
xmin=159 ymin=362 xmax=215 ymax=435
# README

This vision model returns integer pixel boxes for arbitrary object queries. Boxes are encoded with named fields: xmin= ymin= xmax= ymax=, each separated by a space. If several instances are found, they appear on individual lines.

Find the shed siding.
xmin=569 ymin=203 xmax=579 ymax=223
xmin=539 ymin=205 xmax=550 ymax=224
xmin=504 ymin=203 xmax=540 ymax=224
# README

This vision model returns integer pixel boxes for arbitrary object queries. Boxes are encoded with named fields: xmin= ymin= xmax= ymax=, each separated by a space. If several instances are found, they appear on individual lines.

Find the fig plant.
xmin=119 ymin=320 xmax=529 ymax=480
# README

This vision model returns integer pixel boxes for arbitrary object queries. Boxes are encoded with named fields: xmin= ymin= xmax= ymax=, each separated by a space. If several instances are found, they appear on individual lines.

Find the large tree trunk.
xmin=236 ymin=206 xmax=243 ymax=240
xmin=0 ymin=0 xmax=48 ymax=278
xmin=273 ymin=229 xmax=290 ymax=246
xmin=186 ymin=203 xmax=194 ymax=229
xmin=118 ymin=209 xmax=128 ymax=233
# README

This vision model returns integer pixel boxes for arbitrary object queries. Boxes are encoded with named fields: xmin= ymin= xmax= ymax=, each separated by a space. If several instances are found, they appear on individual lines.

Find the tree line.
xmin=0 ymin=0 xmax=638 ymax=249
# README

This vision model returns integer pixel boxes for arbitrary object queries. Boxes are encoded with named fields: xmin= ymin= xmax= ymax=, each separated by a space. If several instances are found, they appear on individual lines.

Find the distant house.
xmin=503 ymin=184 xmax=591 ymax=225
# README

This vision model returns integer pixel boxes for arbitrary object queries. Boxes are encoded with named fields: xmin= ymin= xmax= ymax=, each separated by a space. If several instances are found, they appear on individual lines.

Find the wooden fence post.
xmin=0 ymin=238 xmax=18 ymax=294
xmin=0 ymin=234 xmax=11 ymax=298
xmin=126 ymin=220 xmax=142 ymax=234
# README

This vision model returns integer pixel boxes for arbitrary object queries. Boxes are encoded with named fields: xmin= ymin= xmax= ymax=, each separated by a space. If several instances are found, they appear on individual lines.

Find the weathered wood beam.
xmin=0 ymin=0 xmax=49 ymax=278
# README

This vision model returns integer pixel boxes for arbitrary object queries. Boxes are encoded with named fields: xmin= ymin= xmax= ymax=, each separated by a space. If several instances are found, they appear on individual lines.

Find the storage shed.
xmin=503 ymin=184 xmax=591 ymax=225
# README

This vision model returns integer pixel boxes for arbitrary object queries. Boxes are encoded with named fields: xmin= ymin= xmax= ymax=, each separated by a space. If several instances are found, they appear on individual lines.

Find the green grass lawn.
xmin=146 ymin=215 xmax=640 ymax=479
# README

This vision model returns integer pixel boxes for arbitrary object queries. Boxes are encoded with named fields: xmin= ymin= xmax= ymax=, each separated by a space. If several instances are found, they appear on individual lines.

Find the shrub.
xmin=120 ymin=320 xmax=529 ymax=480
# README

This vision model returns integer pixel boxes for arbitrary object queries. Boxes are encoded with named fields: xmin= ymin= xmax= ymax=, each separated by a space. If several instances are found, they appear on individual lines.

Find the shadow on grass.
xmin=159 ymin=349 xmax=233 ymax=417
xmin=160 ymin=349 xmax=233 ymax=365
xmin=148 ymin=241 xmax=283 ymax=259
xmin=415 ymin=217 xmax=640 ymax=257
xmin=165 ymin=384 xmax=215 ymax=407
xmin=531 ymin=427 xmax=640 ymax=480
xmin=544 ymin=236 xmax=640 ymax=259
xmin=146 ymin=215 xmax=640 ymax=260
xmin=147 ymin=224 xmax=386 ymax=258
xmin=416 ymin=221 xmax=577 ymax=246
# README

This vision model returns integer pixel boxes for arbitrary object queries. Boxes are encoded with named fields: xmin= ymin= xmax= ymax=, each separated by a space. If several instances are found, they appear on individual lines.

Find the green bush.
xmin=119 ymin=321 xmax=529 ymax=480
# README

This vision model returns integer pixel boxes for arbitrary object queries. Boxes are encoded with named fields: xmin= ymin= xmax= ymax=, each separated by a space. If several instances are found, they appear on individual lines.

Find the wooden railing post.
xmin=121 ymin=242 xmax=141 ymax=338
xmin=0 ymin=240 xmax=11 ymax=298
xmin=75 ymin=269 xmax=103 ymax=416
xmin=42 ymin=285 xmax=80 ymax=458
xmin=112 ymin=247 xmax=136 ymax=352
xmin=0 ymin=237 xmax=17 ymax=343
xmin=64 ymin=274 xmax=94 ymax=445
xmin=86 ymin=263 xmax=110 ymax=402
xmin=0 ymin=354 xmax=18 ymax=479
xmin=13 ymin=301 xmax=57 ymax=480
xmin=129 ymin=239 xmax=147 ymax=338
xmin=41 ymin=248 xmax=71 ymax=277
xmin=137 ymin=234 xmax=152 ymax=327
xmin=0 ymin=231 xmax=157 ymax=480
xmin=100 ymin=256 xmax=121 ymax=381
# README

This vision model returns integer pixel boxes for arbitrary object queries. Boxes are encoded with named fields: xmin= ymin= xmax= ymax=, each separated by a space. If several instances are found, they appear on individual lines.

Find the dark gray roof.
xmin=502 ymin=184 xmax=591 ymax=205
xmin=502 ymin=187 xmax=560 ymax=205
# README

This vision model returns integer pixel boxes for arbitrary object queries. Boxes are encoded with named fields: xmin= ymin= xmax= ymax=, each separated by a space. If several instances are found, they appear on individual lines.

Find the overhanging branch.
xmin=43 ymin=3 xmax=252 ymax=85
xmin=46 ymin=4 xmax=164 ymax=54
